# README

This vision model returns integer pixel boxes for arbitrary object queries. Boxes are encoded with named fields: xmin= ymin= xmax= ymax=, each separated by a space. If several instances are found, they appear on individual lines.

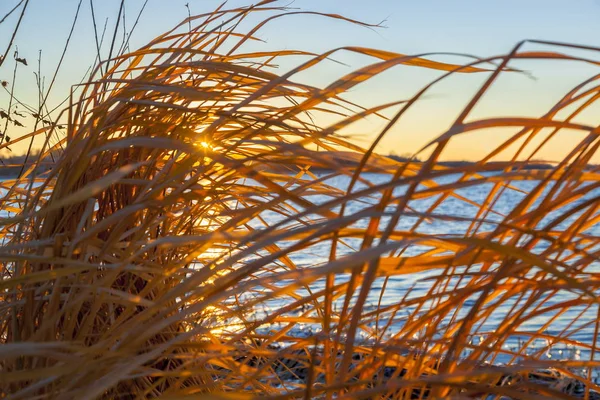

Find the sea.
xmin=2 ymin=172 xmax=599 ymax=378
xmin=243 ymin=172 xmax=600 ymax=373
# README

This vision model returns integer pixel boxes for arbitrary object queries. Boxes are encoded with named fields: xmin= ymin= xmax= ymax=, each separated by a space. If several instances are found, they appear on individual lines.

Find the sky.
xmin=2 ymin=0 xmax=600 ymax=161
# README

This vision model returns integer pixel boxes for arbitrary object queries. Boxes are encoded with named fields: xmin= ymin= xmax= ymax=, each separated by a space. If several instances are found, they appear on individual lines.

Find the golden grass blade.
xmin=2 ymin=2 xmax=600 ymax=399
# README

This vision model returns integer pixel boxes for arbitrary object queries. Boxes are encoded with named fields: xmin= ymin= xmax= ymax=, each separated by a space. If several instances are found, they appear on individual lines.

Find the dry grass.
xmin=1 ymin=1 xmax=600 ymax=399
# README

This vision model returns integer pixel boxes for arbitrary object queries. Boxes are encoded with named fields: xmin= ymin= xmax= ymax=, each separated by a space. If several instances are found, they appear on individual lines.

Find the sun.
xmin=194 ymin=140 xmax=212 ymax=150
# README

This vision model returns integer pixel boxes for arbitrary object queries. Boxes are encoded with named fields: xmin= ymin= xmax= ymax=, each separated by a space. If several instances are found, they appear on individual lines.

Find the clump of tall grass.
xmin=1 ymin=1 xmax=600 ymax=399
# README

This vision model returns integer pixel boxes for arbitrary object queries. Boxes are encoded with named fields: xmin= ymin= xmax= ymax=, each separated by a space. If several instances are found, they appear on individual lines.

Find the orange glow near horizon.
xmin=3 ymin=1 xmax=600 ymax=164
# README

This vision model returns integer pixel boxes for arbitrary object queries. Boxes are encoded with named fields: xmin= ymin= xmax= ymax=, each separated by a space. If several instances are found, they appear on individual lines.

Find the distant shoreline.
xmin=0 ymin=154 xmax=565 ymax=180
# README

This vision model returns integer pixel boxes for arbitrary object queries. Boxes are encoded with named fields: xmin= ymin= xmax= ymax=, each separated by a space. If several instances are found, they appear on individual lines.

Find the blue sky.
xmin=2 ymin=0 xmax=600 ymax=160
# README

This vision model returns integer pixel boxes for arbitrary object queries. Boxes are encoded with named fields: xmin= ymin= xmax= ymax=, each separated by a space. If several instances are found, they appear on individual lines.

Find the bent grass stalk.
xmin=1 ymin=1 xmax=600 ymax=399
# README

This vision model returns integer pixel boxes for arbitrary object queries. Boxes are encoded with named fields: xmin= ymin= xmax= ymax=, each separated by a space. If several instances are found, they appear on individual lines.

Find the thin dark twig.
xmin=90 ymin=0 xmax=104 ymax=76
xmin=39 ymin=0 xmax=83 ymax=115
xmin=1 ymin=58 xmax=19 ymax=158
xmin=186 ymin=2 xmax=192 ymax=38
xmin=19 ymin=0 xmax=83 ymax=179
xmin=120 ymin=1 xmax=127 ymax=52
xmin=36 ymin=50 xmax=42 ymax=107
xmin=0 ymin=0 xmax=25 ymax=25
xmin=106 ymin=0 xmax=126 ymax=68
xmin=49 ymin=65 xmax=92 ymax=115
xmin=0 ymin=0 xmax=29 ymax=68
xmin=1 ymin=87 xmax=36 ymax=114
xmin=118 ymin=0 xmax=149 ymax=56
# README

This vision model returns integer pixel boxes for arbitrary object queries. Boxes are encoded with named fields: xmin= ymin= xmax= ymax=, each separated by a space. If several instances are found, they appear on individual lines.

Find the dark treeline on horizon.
xmin=386 ymin=155 xmax=556 ymax=169
xmin=0 ymin=152 xmax=572 ymax=178
xmin=0 ymin=152 xmax=51 ymax=177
